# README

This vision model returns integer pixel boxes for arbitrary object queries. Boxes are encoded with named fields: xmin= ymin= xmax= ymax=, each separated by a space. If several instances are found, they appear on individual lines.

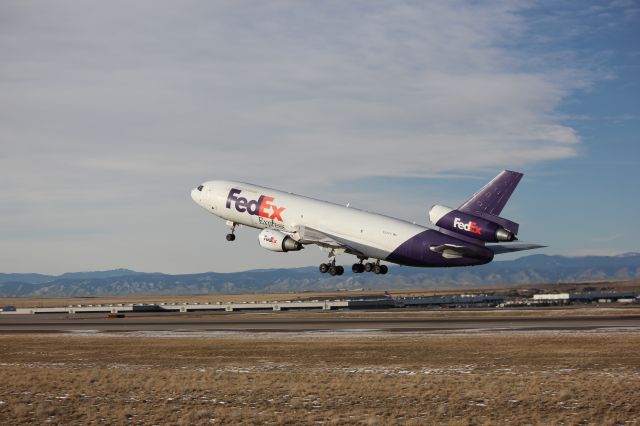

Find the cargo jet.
xmin=191 ymin=170 xmax=544 ymax=275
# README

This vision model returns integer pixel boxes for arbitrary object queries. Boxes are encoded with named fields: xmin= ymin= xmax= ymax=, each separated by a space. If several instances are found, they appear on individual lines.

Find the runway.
xmin=1 ymin=311 xmax=639 ymax=333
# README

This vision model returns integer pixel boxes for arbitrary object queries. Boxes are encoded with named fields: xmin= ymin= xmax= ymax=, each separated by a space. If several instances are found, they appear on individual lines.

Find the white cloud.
xmin=0 ymin=1 xmax=608 ymax=272
xmin=1 ymin=1 xmax=586 ymax=181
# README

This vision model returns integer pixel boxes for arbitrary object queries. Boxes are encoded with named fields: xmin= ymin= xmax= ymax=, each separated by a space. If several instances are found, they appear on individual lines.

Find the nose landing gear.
xmin=225 ymin=221 xmax=237 ymax=241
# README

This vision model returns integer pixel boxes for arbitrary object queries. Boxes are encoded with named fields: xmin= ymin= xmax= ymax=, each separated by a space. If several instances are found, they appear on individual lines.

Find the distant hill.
xmin=57 ymin=269 xmax=144 ymax=281
xmin=1 ymin=254 xmax=639 ymax=297
xmin=0 ymin=269 xmax=142 ymax=285
xmin=0 ymin=273 xmax=55 ymax=285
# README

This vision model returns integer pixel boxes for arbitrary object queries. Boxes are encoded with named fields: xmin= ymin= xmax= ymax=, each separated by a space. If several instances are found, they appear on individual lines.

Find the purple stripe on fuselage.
xmin=386 ymin=229 xmax=494 ymax=267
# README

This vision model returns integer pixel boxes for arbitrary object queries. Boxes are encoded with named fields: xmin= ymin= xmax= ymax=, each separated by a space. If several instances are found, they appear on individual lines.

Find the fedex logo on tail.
xmin=226 ymin=188 xmax=286 ymax=222
xmin=453 ymin=217 xmax=482 ymax=235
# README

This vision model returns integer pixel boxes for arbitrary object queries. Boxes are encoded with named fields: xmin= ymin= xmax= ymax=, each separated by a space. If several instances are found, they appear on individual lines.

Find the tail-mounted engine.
xmin=428 ymin=205 xmax=517 ymax=242
xmin=258 ymin=229 xmax=303 ymax=252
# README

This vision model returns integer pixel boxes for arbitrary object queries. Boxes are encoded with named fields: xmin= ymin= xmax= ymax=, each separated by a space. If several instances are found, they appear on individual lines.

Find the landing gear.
xmin=329 ymin=265 xmax=344 ymax=276
xmin=347 ymin=259 xmax=389 ymax=274
xmin=373 ymin=264 xmax=388 ymax=275
xmin=352 ymin=258 xmax=366 ymax=273
xmin=225 ymin=221 xmax=237 ymax=241
xmin=352 ymin=263 xmax=365 ymax=273
xmin=319 ymin=259 xmax=344 ymax=276
xmin=318 ymin=252 xmax=386 ymax=275
xmin=361 ymin=260 xmax=388 ymax=275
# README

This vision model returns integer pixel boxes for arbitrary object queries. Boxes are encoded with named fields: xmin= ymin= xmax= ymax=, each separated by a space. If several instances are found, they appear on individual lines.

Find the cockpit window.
xmin=197 ymin=185 xmax=204 ymax=191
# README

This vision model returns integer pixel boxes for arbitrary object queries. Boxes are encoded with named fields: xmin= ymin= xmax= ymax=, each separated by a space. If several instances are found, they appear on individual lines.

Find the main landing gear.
xmin=320 ymin=259 xmax=388 ymax=275
xmin=319 ymin=259 xmax=344 ymax=276
xmin=225 ymin=221 xmax=237 ymax=241
xmin=352 ymin=260 xmax=388 ymax=275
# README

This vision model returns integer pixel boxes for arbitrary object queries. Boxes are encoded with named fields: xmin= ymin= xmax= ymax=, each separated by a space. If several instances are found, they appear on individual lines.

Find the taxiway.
xmin=1 ymin=311 xmax=638 ymax=333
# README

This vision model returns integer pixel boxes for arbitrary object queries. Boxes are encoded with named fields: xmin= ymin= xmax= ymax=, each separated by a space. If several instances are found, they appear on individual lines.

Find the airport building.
xmin=532 ymin=291 xmax=638 ymax=305
xmin=1 ymin=291 xmax=638 ymax=315
xmin=398 ymin=294 xmax=505 ymax=308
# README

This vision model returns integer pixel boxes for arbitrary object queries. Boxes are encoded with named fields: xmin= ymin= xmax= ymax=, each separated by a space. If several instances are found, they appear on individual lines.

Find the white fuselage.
xmin=191 ymin=180 xmax=430 ymax=261
xmin=190 ymin=171 xmax=542 ymax=270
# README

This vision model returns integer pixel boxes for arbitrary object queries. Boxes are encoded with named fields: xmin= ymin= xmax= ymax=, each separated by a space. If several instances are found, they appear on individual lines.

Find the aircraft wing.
xmin=487 ymin=243 xmax=547 ymax=254
xmin=291 ymin=225 xmax=366 ymax=256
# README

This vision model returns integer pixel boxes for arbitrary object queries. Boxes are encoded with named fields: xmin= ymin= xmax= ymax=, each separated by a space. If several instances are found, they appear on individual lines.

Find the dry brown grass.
xmin=0 ymin=332 xmax=639 ymax=424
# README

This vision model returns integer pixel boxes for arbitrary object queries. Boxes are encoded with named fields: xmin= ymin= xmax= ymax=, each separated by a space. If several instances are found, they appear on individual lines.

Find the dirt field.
xmin=0 ymin=331 xmax=639 ymax=425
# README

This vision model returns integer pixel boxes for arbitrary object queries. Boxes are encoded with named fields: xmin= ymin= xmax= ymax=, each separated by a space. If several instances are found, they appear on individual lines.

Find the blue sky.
xmin=0 ymin=1 xmax=638 ymax=273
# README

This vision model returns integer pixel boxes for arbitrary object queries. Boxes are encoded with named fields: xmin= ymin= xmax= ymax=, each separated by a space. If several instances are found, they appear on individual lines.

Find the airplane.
xmin=191 ymin=170 xmax=544 ymax=276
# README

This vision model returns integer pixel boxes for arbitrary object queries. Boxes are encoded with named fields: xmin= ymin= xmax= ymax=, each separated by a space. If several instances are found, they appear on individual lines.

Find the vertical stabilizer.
xmin=458 ymin=170 xmax=523 ymax=216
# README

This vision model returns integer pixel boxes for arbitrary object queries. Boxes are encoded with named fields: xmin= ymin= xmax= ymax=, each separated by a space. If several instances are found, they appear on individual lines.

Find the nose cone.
xmin=191 ymin=186 xmax=204 ymax=207
xmin=191 ymin=183 xmax=214 ymax=212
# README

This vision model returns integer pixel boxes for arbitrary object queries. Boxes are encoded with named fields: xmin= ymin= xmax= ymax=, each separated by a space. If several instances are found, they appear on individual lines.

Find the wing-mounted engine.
xmin=258 ymin=229 xmax=303 ymax=252
xmin=428 ymin=205 xmax=517 ymax=242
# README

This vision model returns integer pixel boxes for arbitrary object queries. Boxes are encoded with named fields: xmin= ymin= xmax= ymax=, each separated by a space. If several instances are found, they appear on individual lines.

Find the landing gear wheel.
xmin=336 ymin=265 xmax=344 ymax=276
xmin=329 ymin=265 xmax=338 ymax=276
xmin=352 ymin=263 xmax=364 ymax=273
xmin=373 ymin=264 xmax=382 ymax=274
xmin=225 ymin=221 xmax=237 ymax=241
xmin=364 ymin=262 xmax=374 ymax=272
xmin=379 ymin=265 xmax=388 ymax=275
xmin=319 ymin=263 xmax=329 ymax=273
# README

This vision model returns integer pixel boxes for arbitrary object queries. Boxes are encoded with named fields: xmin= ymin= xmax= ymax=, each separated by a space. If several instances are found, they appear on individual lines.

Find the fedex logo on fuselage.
xmin=453 ymin=217 xmax=482 ymax=235
xmin=226 ymin=188 xmax=286 ymax=222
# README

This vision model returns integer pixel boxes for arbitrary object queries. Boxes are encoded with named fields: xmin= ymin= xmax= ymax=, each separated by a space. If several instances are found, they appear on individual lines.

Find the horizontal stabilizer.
xmin=430 ymin=244 xmax=491 ymax=260
xmin=487 ymin=243 xmax=546 ymax=254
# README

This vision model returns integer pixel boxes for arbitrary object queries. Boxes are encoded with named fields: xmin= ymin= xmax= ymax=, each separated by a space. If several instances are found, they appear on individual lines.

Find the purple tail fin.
xmin=458 ymin=170 xmax=523 ymax=216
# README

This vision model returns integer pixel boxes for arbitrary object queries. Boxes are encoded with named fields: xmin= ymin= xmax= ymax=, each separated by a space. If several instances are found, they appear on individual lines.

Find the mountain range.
xmin=1 ymin=254 xmax=639 ymax=297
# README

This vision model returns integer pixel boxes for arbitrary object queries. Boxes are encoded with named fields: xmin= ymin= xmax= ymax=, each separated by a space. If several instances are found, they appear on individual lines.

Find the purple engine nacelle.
xmin=428 ymin=205 xmax=517 ymax=242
